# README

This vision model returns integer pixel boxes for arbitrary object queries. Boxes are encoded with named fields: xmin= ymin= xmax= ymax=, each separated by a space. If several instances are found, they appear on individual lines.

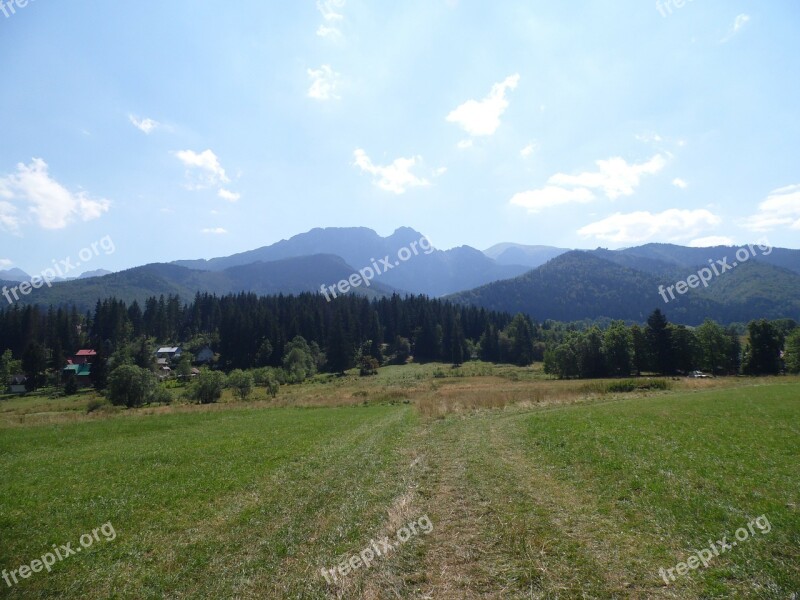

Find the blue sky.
xmin=0 ymin=0 xmax=798 ymax=275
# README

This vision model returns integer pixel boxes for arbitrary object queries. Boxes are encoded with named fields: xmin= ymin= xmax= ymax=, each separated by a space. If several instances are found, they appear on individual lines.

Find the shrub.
xmin=190 ymin=369 xmax=227 ymax=404
xmin=107 ymin=365 xmax=157 ymax=408
xmin=359 ymin=356 xmax=379 ymax=377
xmin=227 ymin=369 xmax=254 ymax=401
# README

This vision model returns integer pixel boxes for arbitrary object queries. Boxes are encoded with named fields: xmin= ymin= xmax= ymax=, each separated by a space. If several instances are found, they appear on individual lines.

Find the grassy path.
xmin=1 ymin=381 xmax=798 ymax=598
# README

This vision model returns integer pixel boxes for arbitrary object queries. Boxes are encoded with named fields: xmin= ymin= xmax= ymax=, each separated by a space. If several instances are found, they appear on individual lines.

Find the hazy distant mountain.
xmin=449 ymin=250 xmax=800 ymax=325
xmin=77 ymin=269 xmax=113 ymax=279
xmin=8 ymin=255 xmax=399 ymax=311
xmin=0 ymin=268 xmax=30 ymax=282
xmin=174 ymin=227 xmax=529 ymax=296
xmin=483 ymin=243 xmax=570 ymax=268
xmin=592 ymin=243 xmax=800 ymax=276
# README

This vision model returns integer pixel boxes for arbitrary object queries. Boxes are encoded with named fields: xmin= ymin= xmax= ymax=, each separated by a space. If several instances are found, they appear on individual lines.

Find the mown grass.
xmin=0 ymin=370 xmax=797 ymax=598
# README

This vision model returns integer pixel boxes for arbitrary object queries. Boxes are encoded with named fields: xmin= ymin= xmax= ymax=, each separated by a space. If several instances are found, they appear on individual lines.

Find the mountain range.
xmin=3 ymin=227 xmax=798 ymax=325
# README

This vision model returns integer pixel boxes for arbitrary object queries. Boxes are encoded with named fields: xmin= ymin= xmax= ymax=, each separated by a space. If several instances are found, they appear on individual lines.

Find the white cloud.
xmin=742 ymin=184 xmax=800 ymax=232
xmin=201 ymin=227 xmax=228 ymax=235
xmin=129 ymin=115 xmax=160 ymax=134
xmin=578 ymin=209 xmax=721 ymax=243
xmin=316 ymin=0 xmax=345 ymax=39
xmin=548 ymin=154 xmax=667 ymax=200
xmin=520 ymin=142 xmax=539 ymax=158
xmin=0 ymin=201 xmax=21 ymax=234
xmin=689 ymin=236 xmax=735 ymax=247
xmin=353 ymin=149 xmax=431 ymax=194
xmin=175 ymin=149 xmax=230 ymax=189
xmin=673 ymin=178 xmax=688 ymax=189
xmin=721 ymin=14 xmax=750 ymax=43
xmin=307 ymin=65 xmax=341 ymax=101
xmin=0 ymin=158 xmax=110 ymax=232
xmin=510 ymin=186 xmax=595 ymax=214
xmin=316 ymin=25 xmax=341 ymax=39
xmin=218 ymin=189 xmax=241 ymax=202
xmin=457 ymin=139 xmax=474 ymax=150
xmin=0 ymin=258 xmax=12 ymax=269
xmin=446 ymin=74 xmax=520 ymax=137
xmin=635 ymin=132 xmax=663 ymax=144
xmin=317 ymin=0 xmax=345 ymax=21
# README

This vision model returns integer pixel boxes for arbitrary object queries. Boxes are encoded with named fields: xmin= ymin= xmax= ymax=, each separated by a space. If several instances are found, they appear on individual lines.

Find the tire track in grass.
xmin=484 ymin=414 xmax=702 ymax=599
xmin=213 ymin=407 xmax=415 ymax=599
xmin=410 ymin=413 xmax=699 ymax=599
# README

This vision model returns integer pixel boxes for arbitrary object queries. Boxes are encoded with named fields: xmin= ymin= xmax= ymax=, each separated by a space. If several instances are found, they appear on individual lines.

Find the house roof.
xmin=10 ymin=374 xmax=27 ymax=384
xmin=75 ymin=349 xmax=97 ymax=356
xmin=64 ymin=364 xmax=91 ymax=376
xmin=156 ymin=347 xmax=180 ymax=354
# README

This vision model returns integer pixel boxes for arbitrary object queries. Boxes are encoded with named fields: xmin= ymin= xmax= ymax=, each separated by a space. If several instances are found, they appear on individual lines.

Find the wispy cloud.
xmin=129 ymin=115 xmax=161 ymax=134
xmin=578 ymin=209 xmax=721 ymax=243
xmin=446 ymin=74 xmax=520 ymax=137
xmin=721 ymin=14 xmax=750 ymax=43
xmin=0 ymin=158 xmax=110 ymax=232
xmin=353 ymin=149 xmax=433 ymax=194
xmin=520 ymin=142 xmax=539 ymax=158
xmin=672 ymin=178 xmax=688 ymax=189
xmin=218 ymin=189 xmax=241 ymax=202
xmin=548 ymin=154 xmax=667 ymax=200
xmin=307 ymin=65 xmax=341 ymax=101
xmin=689 ymin=236 xmax=735 ymax=247
xmin=201 ymin=227 xmax=228 ymax=235
xmin=510 ymin=186 xmax=595 ymax=214
xmin=316 ymin=0 xmax=345 ymax=39
xmin=175 ymin=149 xmax=230 ymax=189
xmin=742 ymin=184 xmax=800 ymax=232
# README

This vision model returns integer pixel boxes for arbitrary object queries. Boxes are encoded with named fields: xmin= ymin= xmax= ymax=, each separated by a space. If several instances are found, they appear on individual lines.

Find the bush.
xmin=359 ymin=356 xmax=379 ymax=376
xmin=190 ymin=369 xmax=227 ymax=404
xmin=86 ymin=397 xmax=109 ymax=413
xmin=107 ymin=365 xmax=157 ymax=408
xmin=151 ymin=385 xmax=173 ymax=404
xmin=582 ymin=378 xmax=671 ymax=394
xmin=227 ymin=369 xmax=254 ymax=401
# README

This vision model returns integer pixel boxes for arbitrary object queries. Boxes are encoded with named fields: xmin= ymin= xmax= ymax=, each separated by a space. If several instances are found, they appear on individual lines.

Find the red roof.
xmin=76 ymin=349 xmax=97 ymax=356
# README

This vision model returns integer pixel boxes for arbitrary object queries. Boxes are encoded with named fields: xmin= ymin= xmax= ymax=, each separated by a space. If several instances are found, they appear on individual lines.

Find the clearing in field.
xmin=1 ymin=370 xmax=798 ymax=599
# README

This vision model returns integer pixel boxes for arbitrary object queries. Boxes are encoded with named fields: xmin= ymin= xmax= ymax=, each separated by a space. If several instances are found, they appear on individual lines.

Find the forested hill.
xmin=448 ymin=251 xmax=800 ymax=326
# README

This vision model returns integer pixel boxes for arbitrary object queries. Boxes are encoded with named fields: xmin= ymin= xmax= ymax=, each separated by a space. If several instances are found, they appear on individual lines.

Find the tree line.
xmin=0 ymin=292 xmax=798 ymax=393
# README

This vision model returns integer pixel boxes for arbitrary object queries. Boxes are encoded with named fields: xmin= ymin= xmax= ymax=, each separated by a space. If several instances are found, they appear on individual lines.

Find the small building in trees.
xmin=155 ymin=347 xmax=182 ymax=364
xmin=9 ymin=374 xmax=27 ymax=394
xmin=194 ymin=347 xmax=214 ymax=365
xmin=72 ymin=349 xmax=97 ymax=365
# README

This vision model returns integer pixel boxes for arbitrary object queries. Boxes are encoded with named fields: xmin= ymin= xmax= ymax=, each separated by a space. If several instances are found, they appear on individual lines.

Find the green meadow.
xmin=1 ymin=370 xmax=798 ymax=599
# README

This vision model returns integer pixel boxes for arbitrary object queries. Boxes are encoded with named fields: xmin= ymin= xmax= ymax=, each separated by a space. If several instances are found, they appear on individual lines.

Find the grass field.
xmin=1 ymin=368 xmax=798 ymax=598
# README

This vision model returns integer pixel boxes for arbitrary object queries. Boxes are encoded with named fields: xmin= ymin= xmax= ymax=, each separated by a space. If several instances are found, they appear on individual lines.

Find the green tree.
xmin=107 ymin=365 xmax=157 ymax=408
xmin=784 ymin=329 xmax=800 ymax=374
xmin=603 ymin=321 xmax=633 ymax=377
xmin=283 ymin=336 xmax=317 ymax=382
xmin=646 ymin=309 xmax=674 ymax=375
xmin=695 ymin=320 xmax=728 ymax=375
xmin=22 ymin=343 xmax=47 ymax=391
xmin=190 ymin=369 xmax=227 ymax=404
xmin=505 ymin=314 xmax=535 ymax=366
xmin=227 ymin=369 xmax=254 ymax=400
xmin=630 ymin=324 xmax=648 ymax=376
xmin=743 ymin=320 xmax=784 ymax=375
